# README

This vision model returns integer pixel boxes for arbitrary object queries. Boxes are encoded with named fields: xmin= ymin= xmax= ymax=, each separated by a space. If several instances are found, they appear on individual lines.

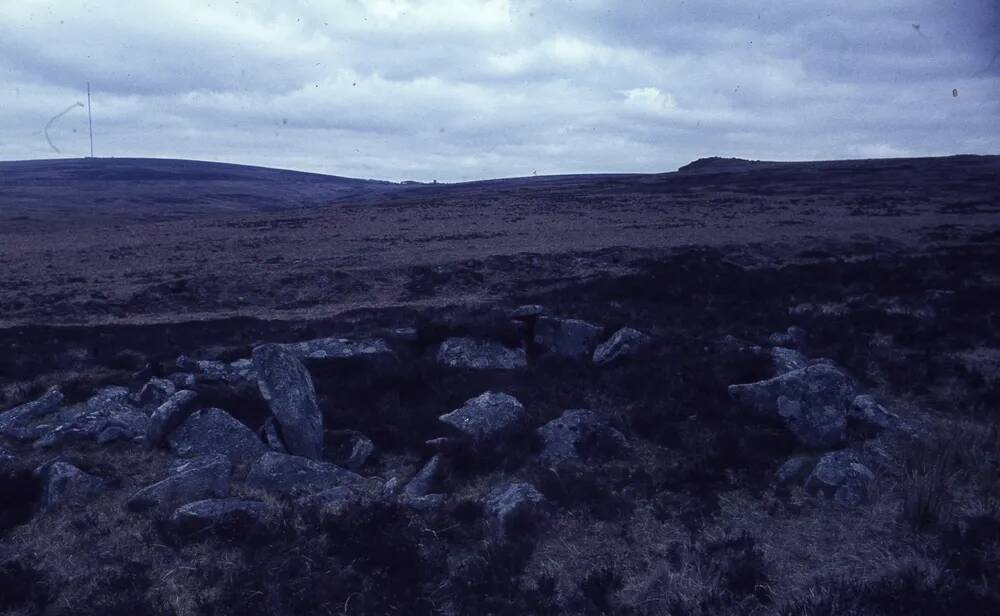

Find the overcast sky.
xmin=1 ymin=1 xmax=998 ymax=181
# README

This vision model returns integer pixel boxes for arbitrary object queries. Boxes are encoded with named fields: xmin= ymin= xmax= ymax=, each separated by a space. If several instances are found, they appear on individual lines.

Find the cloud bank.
xmin=1 ymin=0 xmax=997 ymax=181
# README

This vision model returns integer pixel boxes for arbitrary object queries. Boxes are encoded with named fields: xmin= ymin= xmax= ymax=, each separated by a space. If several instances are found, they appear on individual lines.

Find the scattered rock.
xmin=483 ymin=482 xmax=549 ymax=539
xmin=273 ymin=337 xmax=394 ymax=364
xmin=135 ymin=377 xmax=176 ymax=407
xmin=177 ymin=356 xmax=256 ymax=384
xmin=537 ymin=409 xmax=628 ymax=465
xmin=169 ymin=498 xmax=272 ymax=536
xmin=145 ymin=390 xmax=198 ymax=447
xmin=403 ymin=454 xmax=445 ymax=502
xmin=253 ymin=344 xmax=324 ymax=460
xmin=849 ymin=395 xmax=901 ymax=431
xmin=166 ymin=372 xmax=197 ymax=388
xmin=729 ymin=364 xmax=857 ymax=449
xmin=593 ymin=327 xmax=651 ymax=366
xmin=771 ymin=347 xmax=809 ymax=374
xmin=534 ymin=316 xmax=604 ymax=358
xmin=436 ymin=337 xmax=527 ymax=370
xmin=167 ymin=408 xmax=268 ymax=467
xmin=328 ymin=431 xmax=376 ymax=471
xmin=439 ymin=392 xmax=527 ymax=445
xmin=127 ymin=454 xmax=231 ymax=514
xmin=35 ymin=461 xmax=107 ymax=511
xmin=775 ymin=455 xmax=815 ymax=485
xmin=768 ymin=326 xmax=807 ymax=349
xmin=0 ymin=388 xmax=63 ymax=441
xmin=260 ymin=417 xmax=288 ymax=453
xmin=804 ymin=450 xmax=875 ymax=506
xmin=246 ymin=452 xmax=363 ymax=497
xmin=34 ymin=391 xmax=149 ymax=449
xmin=511 ymin=305 xmax=546 ymax=319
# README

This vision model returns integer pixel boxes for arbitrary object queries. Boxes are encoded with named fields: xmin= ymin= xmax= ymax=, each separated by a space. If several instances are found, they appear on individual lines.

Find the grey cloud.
xmin=0 ymin=0 xmax=996 ymax=181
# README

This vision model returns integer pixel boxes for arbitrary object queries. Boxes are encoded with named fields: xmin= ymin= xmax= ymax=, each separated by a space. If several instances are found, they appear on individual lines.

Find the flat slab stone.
xmin=273 ymin=337 xmax=394 ymax=362
xmin=167 ymin=408 xmax=268 ymax=467
xmin=34 ymin=391 xmax=149 ymax=449
xmin=436 ymin=337 xmax=527 ymax=370
xmin=245 ymin=451 xmax=363 ymax=497
xmin=169 ymin=498 xmax=273 ymax=536
xmin=127 ymin=454 xmax=231 ymax=515
xmin=534 ymin=317 xmax=604 ymax=358
xmin=253 ymin=344 xmax=324 ymax=460
xmin=439 ymin=392 xmax=527 ymax=445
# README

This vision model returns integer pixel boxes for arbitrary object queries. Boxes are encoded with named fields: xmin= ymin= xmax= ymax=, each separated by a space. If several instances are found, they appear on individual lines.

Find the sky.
xmin=1 ymin=0 xmax=998 ymax=182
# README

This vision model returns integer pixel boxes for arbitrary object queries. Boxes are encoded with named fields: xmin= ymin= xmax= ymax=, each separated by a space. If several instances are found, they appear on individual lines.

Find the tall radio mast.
xmin=86 ymin=82 xmax=94 ymax=158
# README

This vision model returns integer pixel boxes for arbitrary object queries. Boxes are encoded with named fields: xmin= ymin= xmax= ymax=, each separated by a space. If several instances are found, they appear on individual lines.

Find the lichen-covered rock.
xmin=775 ymin=455 xmax=815 ymax=485
xmin=0 ymin=388 xmax=63 ymax=441
xmin=402 ymin=454 xmax=447 ymax=510
xmin=537 ymin=409 xmax=628 ymax=465
xmin=246 ymin=452 xmax=362 ymax=497
xmin=328 ymin=431 xmax=376 ymax=471
xmin=135 ymin=377 xmax=176 ymax=407
xmin=593 ymin=328 xmax=651 ymax=366
xmin=849 ymin=395 xmax=901 ymax=431
xmin=804 ymin=450 xmax=875 ymax=506
xmin=729 ymin=364 xmax=857 ymax=449
xmin=768 ymin=326 xmax=807 ymax=349
xmin=169 ymin=498 xmax=272 ymax=536
xmin=167 ymin=408 xmax=268 ymax=467
xmin=127 ymin=454 xmax=231 ymax=514
xmin=436 ymin=337 xmax=527 ymax=370
xmin=253 ymin=344 xmax=323 ymax=460
xmin=439 ymin=392 xmax=527 ymax=445
xmin=145 ymin=390 xmax=198 ymax=447
xmin=483 ymin=482 xmax=549 ymax=539
xmin=0 ymin=446 xmax=14 ymax=474
xmin=166 ymin=372 xmax=197 ymax=388
xmin=34 ymin=390 xmax=149 ymax=449
xmin=771 ymin=347 xmax=808 ymax=375
xmin=177 ymin=356 xmax=257 ymax=384
xmin=273 ymin=337 xmax=394 ymax=363
xmin=35 ymin=461 xmax=107 ymax=511
xmin=534 ymin=317 xmax=604 ymax=358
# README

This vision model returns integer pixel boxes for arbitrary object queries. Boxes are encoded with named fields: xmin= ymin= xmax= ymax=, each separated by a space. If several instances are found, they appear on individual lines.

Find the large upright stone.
xmin=436 ymin=338 xmax=527 ymax=370
xmin=167 ymin=408 xmax=267 ymax=467
xmin=534 ymin=317 xmax=604 ymax=358
xmin=439 ymin=392 xmax=527 ymax=445
xmin=253 ymin=345 xmax=323 ymax=460
xmin=245 ymin=452 xmax=362 ymax=497
xmin=0 ymin=389 xmax=63 ymax=440
xmin=729 ymin=364 xmax=857 ymax=449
